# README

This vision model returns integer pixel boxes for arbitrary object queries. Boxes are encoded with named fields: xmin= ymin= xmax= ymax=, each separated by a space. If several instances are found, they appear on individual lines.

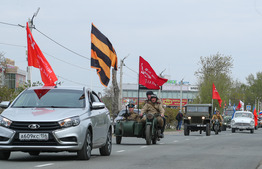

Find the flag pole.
xmin=137 ymin=56 xmax=140 ymax=112
xmin=212 ymin=99 xmax=214 ymax=116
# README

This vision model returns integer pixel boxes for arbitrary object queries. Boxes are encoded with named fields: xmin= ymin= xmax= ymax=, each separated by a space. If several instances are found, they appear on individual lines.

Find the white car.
xmin=0 ymin=86 xmax=112 ymax=160
xmin=231 ymin=111 xmax=255 ymax=133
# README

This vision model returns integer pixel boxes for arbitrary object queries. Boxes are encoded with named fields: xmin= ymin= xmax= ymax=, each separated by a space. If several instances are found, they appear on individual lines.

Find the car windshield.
xmin=118 ymin=109 xmax=140 ymax=116
xmin=224 ymin=110 xmax=234 ymax=116
xmin=187 ymin=107 xmax=209 ymax=113
xmin=12 ymin=89 xmax=85 ymax=108
xmin=235 ymin=112 xmax=252 ymax=118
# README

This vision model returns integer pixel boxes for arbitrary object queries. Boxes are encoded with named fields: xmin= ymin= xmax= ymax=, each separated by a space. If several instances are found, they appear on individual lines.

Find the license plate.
xmin=19 ymin=133 xmax=49 ymax=141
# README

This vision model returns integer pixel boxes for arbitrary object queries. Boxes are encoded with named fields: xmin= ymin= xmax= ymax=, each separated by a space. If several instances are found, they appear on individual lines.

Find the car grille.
xmin=235 ymin=123 xmax=251 ymax=127
xmin=9 ymin=121 xmax=62 ymax=146
xmin=10 ymin=121 xmax=61 ymax=130
xmin=191 ymin=117 xmax=203 ymax=124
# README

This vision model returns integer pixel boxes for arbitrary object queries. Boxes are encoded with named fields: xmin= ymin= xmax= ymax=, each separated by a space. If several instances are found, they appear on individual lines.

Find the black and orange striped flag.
xmin=91 ymin=23 xmax=118 ymax=87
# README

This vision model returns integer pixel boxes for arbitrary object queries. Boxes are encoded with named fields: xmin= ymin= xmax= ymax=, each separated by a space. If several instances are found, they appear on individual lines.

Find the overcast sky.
xmin=1 ymin=0 xmax=262 ymax=92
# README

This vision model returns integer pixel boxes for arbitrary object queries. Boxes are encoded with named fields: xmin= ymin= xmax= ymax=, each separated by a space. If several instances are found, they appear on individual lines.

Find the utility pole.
xmin=119 ymin=56 xmax=128 ymax=110
xmin=27 ymin=7 xmax=40 ymax=87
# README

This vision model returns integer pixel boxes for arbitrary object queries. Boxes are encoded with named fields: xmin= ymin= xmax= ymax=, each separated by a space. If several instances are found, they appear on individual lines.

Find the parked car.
xmin=0 ymin=86 xmax=112 ymax=160
xmin=231 ymin=111 xmax=255 ymax=133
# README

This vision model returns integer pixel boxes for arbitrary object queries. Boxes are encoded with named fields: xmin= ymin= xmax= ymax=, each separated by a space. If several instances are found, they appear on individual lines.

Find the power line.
xmin=0 ymin=21 xmax=22 ymax=27
xmin=43 ymin=52 xmax=93 ymax=71
xmin=34 ymin=28 xmax=90 ymax=60
xmin=124 ymin=65 xmax=138 ymax=74
xmin=0 ymin=42 xmax=26 ymax=48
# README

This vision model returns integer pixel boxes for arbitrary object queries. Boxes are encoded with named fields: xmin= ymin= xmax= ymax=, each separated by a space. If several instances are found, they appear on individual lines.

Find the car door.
xmin=89 ymin=91 xmax=108 ymax=146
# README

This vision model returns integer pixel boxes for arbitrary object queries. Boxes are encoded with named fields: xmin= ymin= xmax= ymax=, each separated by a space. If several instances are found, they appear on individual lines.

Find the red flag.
xmin=26 ymin=22 xmax=57 ymax=86
xmin=254 ymin=107 xmax=258 ymax=127
xmin=139 ymin=56 xmax=168 ymax=89
xmin=236 ymin=100 xmax=244 ymax=110
xmin=212 ymin=83 xmax=222 ymax=107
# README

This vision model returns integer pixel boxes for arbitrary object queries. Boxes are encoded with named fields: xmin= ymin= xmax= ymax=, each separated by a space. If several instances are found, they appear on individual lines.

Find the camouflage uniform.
xmin=141 ymin=100 xmax=165 ymax=127
xmin=212 ymin=114 xmax=223 ymax=126
xmin=127 ymin=110 xmax=141 ymax=122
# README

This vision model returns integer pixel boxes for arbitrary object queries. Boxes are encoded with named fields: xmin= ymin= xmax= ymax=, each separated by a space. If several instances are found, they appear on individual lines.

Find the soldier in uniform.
xmin=126 ymin=101 xmax=140 ymax=122
xmin=140 ymin=94 xmax=165 ymax=138
xmin=212 ymin=110 xmax=223 ymax=126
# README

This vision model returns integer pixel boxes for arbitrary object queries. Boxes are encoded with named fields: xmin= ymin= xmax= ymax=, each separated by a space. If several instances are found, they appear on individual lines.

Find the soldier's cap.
xmin=150 ymin=94 xmax=158 ymax=99
xmin=128 ymin=104 xmax=135 ymax=108
xmin=146 ymin=91 xmax=154 ymax=96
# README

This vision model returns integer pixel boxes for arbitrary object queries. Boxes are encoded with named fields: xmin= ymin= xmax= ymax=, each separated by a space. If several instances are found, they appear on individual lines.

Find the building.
xmin=122 ymin=80 xmax=199 ymax=108
xmin=0 ymin=58 xmax=26 ymax=89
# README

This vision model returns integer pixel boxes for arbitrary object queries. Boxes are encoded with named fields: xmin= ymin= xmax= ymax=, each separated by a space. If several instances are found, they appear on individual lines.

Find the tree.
xmin=244 ymin=72 xmax=262 ymax=106
xmin=194 ymin=52 xmax=233 ymax=110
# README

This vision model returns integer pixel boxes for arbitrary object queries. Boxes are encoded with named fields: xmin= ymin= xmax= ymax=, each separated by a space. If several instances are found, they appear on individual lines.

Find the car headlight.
xmin=250 ymin=121 xmax=255 ymax=126
xmin=188 ymin=116 xmax=191 ymax=120
xmin=0 ymin=115 xmax=12 ymax=128
xmin=202 ymin=116 xmax=205 ymax=120
xmin=59 ymin=116 xmax=80 ymax=128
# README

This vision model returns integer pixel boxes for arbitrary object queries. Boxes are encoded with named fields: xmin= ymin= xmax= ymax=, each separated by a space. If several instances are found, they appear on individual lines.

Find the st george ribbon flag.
xmin=212 ymin=83 xmax=222 ymax=107
xmin=139 ymin=56 xmax=168 ymax=90
xmin=26 ymin=22 xmax=57 ymax=86
xmin=91 ymin=23 xmax=118 ymax=87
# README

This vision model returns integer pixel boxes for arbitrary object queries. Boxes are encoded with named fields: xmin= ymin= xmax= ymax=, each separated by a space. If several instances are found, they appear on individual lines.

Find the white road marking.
xmin=173 ymin=140 xmax=178 ymax=143
xmin=140 ymin=146 xmax=148 ymax=148
xmin=159 ymin=142 xmax=165 ymax=145
xmin=35 ymin=163 xmax=54 ymax=168
xmin=185 ymin=139 xmax=190 ymax=141
xmin=117 ymin=150 xmax=125 ymax=153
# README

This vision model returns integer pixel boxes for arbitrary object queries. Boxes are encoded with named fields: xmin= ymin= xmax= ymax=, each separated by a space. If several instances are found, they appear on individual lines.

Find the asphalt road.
xmin=1 ymin=128 xmax=262 ymax=169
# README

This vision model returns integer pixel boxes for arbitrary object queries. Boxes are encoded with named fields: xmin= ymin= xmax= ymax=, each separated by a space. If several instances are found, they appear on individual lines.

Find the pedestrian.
xmin=176 ymin=110 xmax=183 ymax=130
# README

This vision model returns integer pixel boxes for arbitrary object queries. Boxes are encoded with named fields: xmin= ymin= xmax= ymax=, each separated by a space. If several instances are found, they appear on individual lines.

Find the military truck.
xmin=183 ymin=104 xmax=212 ymax=136
xmin=222 ymin=107 xmax=234 ymax=130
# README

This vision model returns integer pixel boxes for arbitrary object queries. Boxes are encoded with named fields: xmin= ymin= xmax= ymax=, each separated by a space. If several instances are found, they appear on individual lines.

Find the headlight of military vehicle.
xmin=0 ymin=115 xmax=12 ymax=128
xmin=202 ymin=116 xmax=205 ymax=120
xmin=59 ymin=116 xmax=80 ymax=128
xmin=188 ymin=116 xmax=191 ymax=120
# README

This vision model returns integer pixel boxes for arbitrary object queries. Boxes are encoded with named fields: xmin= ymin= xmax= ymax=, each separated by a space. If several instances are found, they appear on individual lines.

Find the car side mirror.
xmin=91 ymin=102 xmax=105 ymax=110
xmin=0 ymin=101 xmax=11 ymax=109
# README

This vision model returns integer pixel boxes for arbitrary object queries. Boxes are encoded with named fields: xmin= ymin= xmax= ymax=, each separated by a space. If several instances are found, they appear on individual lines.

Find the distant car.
xmin=0 ymin=86 xmax=112 ymax=160
xmin=222 ymin=108 xmax=234 ymax=130
xmin=231 ymin=111 xmax=255 ymax=133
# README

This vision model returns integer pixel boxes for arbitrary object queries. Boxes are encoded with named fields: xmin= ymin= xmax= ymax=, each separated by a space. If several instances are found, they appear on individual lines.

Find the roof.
xmin=26 ymin=86 xmax=86 ymax=91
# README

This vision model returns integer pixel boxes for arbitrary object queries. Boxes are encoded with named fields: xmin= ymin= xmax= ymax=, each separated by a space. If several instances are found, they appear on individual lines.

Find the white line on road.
xmin=185 ymin=139 xmax=190 ymax=141
xmin=117 ymin=150 xmax=125 ymax=153
xmin=35 ymin=163 xmax=54 ymax=168
xmin=140 ymin=146 xmax=148 ymax=148
xmin=173 ymin=140 xmax=178 ymax=143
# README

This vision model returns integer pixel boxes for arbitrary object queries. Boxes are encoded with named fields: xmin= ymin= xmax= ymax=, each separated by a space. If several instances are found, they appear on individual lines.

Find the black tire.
xmin=251 ymin=129 xmax=254 ymax=134
xmin=99 ymin=129 xmax=112 ymax=156
xmin=215 ymin=125 xmax=219 ymax=135
xmin=152 ymin=137 xmax=157 ymax=144
xmin=116 ymin=136 xmax=122 ymax=144
xmin=206 ymin=124 xmax=210 ymax=136
xmin=255 ymin=126 xmax=258 ymax=130
xmin=77 ymin=130 xmax=92 ymax=160
xmin=0 ymin=151 xmax=10 ymax=160
xmin=222 ymin=125 xmax=227 ymax=131
xmin=29 ymin=151 xmax=40 ymax=156
xmin=232 ymin=128 xmax=235 ymax=133
xmin=199 ymin=130 xmax=202 ymax=134
xmin=145 ymin=125 xmax=152 ymax=145
xmin=184 ymin=124 xmax=189 ymax=136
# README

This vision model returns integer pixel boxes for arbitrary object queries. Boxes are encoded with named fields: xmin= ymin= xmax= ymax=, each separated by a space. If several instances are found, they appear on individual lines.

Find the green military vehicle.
xmin=183 ymin=104 xmax=212 ymax=136
xmin=222 ymin=107 xmax=234 ymax=130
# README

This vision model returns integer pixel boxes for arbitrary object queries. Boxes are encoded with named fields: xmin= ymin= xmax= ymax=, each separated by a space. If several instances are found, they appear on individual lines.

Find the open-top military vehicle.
xmin=222 ymin=107 xmax=234 ymax=130
xmin=114 ymin=108 xmax=162 ymax=145
xmin=183 ymin=104 xmax=212 ymax=136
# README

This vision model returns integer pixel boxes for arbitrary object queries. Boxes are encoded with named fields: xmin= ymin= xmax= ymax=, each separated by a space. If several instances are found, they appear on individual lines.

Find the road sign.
xmin=246 ymin=105 xmax=251 ymax=111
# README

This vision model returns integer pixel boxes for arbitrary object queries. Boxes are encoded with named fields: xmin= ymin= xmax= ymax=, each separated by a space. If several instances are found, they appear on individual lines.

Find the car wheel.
xmin=0 ymin=151 xmax=10 ymax=160
xmin=116 ymin=136 xmax=122 ymax=144
xmin=250 ymin=129 xmax=254 ymax=134
xmin=145 ymin=125 xmax=152 ymax=145
xmin=184 ymin=124 xmax=189 ymax=136
xmin=99 ymin=129 xmax=112 ymax=156
xmin=29 ymin=151 xmax=40 ymax=156
xmin=206 ymin=124 xmax=210 ymax=136
xmin=232 ymin=128 xmax=235 ymax=133
xmin=77 ymin=130 xmax=92 ymax=160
